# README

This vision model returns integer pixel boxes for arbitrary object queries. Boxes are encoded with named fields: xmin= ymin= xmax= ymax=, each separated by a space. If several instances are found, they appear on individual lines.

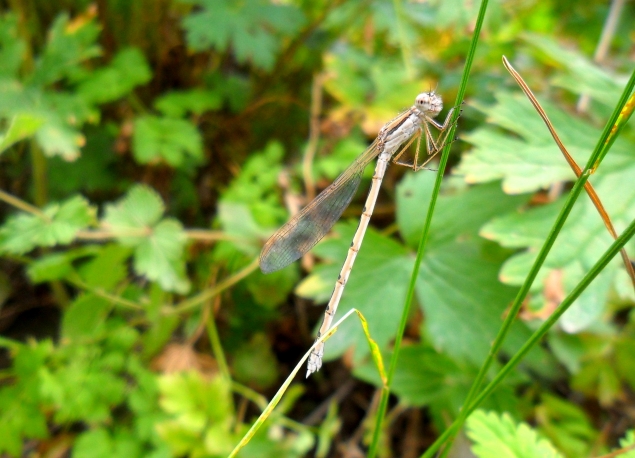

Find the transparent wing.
xmin=260 ymin=138 xmax=382 ymax=273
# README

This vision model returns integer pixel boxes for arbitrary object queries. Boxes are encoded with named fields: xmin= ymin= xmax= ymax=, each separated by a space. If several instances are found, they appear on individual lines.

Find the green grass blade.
xmin=230 ymin=307 xmax=383 ymax=456
xmin=366 ymin=1 xmax=491 ymax=456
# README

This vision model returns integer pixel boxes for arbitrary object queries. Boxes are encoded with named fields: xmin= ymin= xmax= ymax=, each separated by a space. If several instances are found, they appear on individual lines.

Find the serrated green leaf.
xmin=34 ymin=120 xmax=85 ymax=160
xmin=0 ymin=114 xmax=45 ymax=153
xmin=27 ymin=252 xmax=74 ymax=282
xmin=77 ymin=244 xmax=132 ymax=290
xmin=0 ymin=341 xmax=49 ymax=456
xmin=0 ymin=195 xmax=95 ymax=254
xmin=158 ymin=371 xmax=232 ymax=428
xmin=467 ymin=410 xmax=563 ymax=458
xmin=233 ymin=334 xmax=278 ymax=389
xmin=481 ymin=171 xmax=634 ymax=332
xmin=617 ymin=430 xmax=635 ymax=458
xmin=27 ymin=245 xmax=100 ymax=283
xmin=0 ymin=82 xmax=93 ymax=160
xmin=28 ymin=13 xmax=102 ymax=87
xmin=104 ymin=185 xmax=165 ymax=244
xmin=157 ymin=372 xmax=236 ymax=456
xmin=0 ymin=389 xmax=48 ymax=456
xmin=0 ymin=14 xmax=26 ymax=78
xmin=48 ymin=127 xmax=121 ymax=197
xmin=134 ymin=219 xmax=189 ymax=294
xmin=77 ymin=47 xmax=152 ymax=104
xmin=37 ymin=338 xmax=128 ymax=425
xmin=62 ymin=294 xmax=112 ymax=340
xmin=132 ymin=115 xmax=203 ymax=166
xmin=355 ymin=345 xmax=520 ymax=431
xmin=525 ymin=35 xmax=623 ymax=106
xmin=454 ymin=77 xmax=635 ymax=333
xmin=536 ymin=393 xmax=597 ymax=456
xmin=74 ymin=429 xmax=117 ymax=458
xmin=180 ymin=0 xmax=305 ymax=71
xmin=455 ymin=93 xmax=613 ymax=193
xmin=103 ymin=186 xmax=188 ymax=293
xmin=219 ymin=141 xmax=287 ymax=229
xmin=155 ymin=89 xmax=221 ymax=117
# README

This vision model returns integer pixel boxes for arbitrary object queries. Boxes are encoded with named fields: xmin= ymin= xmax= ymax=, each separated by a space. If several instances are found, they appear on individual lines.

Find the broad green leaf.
xmin=526 ymin=35 xmax=623 ymax=109
xmin=481 ymin=171 xmax=634 ymax=332
xmin=0 ymin=14 xmax=26 ymax=78
xmin=34 ymin=121 xmax=86 ymax=160
xmin=157 ymin=372 xmax=235 ymax=456
xmin=62 ymin=294 xmax=112 ymax=340
xmin=0 ymin=341 xmax=49 ymax=456
xmin=617 ymin=430 xmax=635 ymax=458
xmin=104 ymin=186 xmax=189 ymax=293
xmin=0 ymin=195 xmax=95 ymax=254
xmin=103 ymin=185 xmax=165 ymax=244
xmin=233 ymin=333 xmax=278 ymax=389
xmin=77 ymin=47 xmax=152 ymax=104
xmin=47 ymin=127 xmax=122 ymax=197
xmin=455 ymin=82 xmax=635 ymax=333
xmin=179 ymin=0 xmax=305 ymax=71
xmin=0 ymin=114 xmax=45 ymax=153
xmin=219 ymin=141 xmax=287 ymax=228
xmin=355 ymin=345 xmax=520 ymax=431
xmin=134 ymin=219 xmax=189 ymax=294
xmin=246 ymin=263 xmax=300 ymax=309
xmin=132 ymin=115 xmax=203 ymax=166
xmin=28 ymin=12 xmax=102 ymax=87
xmin=616 ymin=336 xmax=635 ymax=392
xmin=297 ymin=221 xmax=413 ymax=364
xmin=466 ymin=410 xmax=563 ymax=458
xmin=77 ymin=243 xmax=132 ymax=290
xmin=74 ymin=428 xmax=146 ymax=458
xmin=536 ymin=393 xmax=597 ymax=457
xmin=155 ymin=89 xmax=222 ymax=117
xmin=27 ymin=245 xmax=104 ymax=283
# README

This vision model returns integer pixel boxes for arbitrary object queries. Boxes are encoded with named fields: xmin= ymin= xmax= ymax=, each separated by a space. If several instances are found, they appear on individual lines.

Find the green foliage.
xmin=457 ymin=73 xmax=635 ymax=332
xmin=0 ymin=12 xmax=150 ymax=159
xmin=0 ymin=195 xmax=95 ymax=253
xmin=618 ymin=430 xmax=635 ymax=458
xmin=0 ymin=1 xmax=633 ymax=457
xmin=133 ymin=116 xmax=203 ymax=166
xmin=355 ymin=344 xmax=521 ymax=431
xmin=298 ymin=173 xmax=545 ymax=369
xmin=0 ymin=323 xmax=168 ymax=457
xmin=179 ymin=0 xmax=305 ymax=71
xmin=535 ymin=393 xmax=598 ymax=457
xmin=156 ymin=371 xmax=235 ymax=457
xmin=104 ymin=185 xmax=189 ymax=293
xmin=466 ymin=410 xmax=563 ymax=458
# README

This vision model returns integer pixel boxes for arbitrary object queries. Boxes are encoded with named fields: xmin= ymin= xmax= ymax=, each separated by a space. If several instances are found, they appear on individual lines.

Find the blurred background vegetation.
xmin=0 ymin=0 xmax=634 ymax=457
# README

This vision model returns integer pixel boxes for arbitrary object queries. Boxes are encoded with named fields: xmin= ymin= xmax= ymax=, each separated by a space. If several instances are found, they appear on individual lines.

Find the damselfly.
xmin=260 ymin=91 xmax=456 ymax=377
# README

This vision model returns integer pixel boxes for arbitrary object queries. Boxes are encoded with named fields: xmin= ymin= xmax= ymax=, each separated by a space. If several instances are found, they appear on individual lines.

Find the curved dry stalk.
xmin=503 ymin=56 xmax=635 ymax=291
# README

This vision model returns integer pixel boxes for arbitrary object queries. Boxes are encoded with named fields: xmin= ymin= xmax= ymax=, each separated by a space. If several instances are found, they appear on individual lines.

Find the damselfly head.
xmin=415 ymin=91 xmax=443 ymax=117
